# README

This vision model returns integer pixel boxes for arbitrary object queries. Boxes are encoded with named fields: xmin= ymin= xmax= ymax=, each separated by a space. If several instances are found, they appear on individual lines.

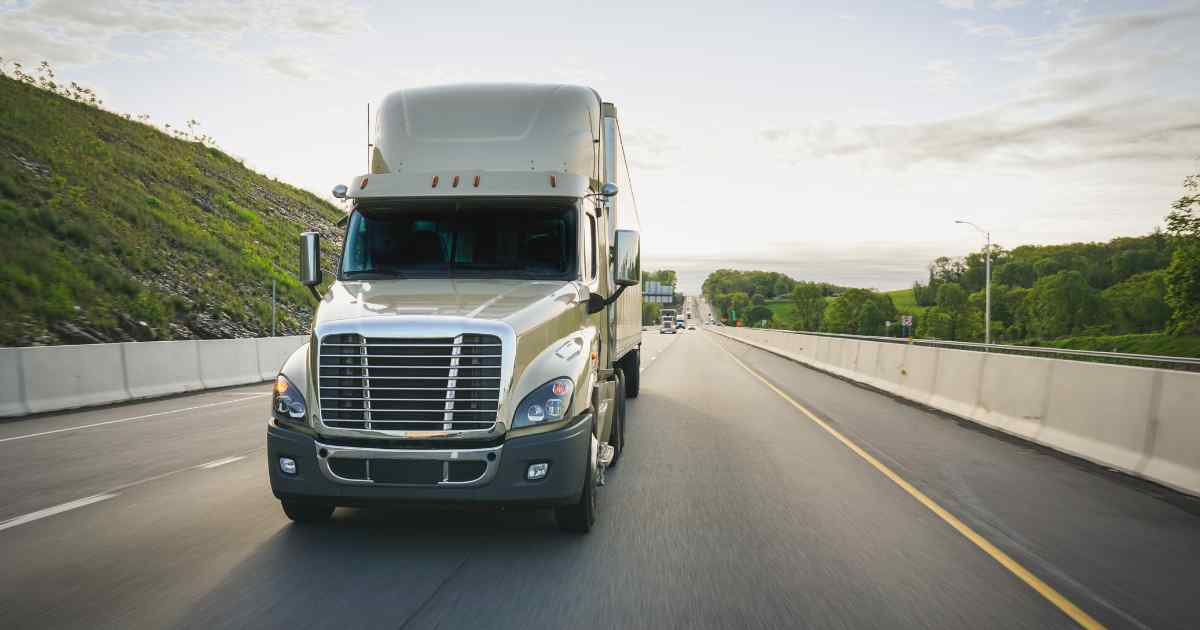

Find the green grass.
xmin=0 ymin=75 xmax=343 ymax=345
xmin=1029 ymin=333 xmax=1200 ymax=359
xmin=766 ymin=301 xmax=796 ymax=327
xmin=884 ymin=287 xmax=928 ymax=315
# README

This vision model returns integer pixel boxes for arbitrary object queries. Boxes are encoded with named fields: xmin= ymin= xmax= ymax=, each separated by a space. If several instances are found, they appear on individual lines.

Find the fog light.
xmin=526 ymin=463 xmax=549 ymax=480
xmin=279 ymin=457 xmax=297 ymax=475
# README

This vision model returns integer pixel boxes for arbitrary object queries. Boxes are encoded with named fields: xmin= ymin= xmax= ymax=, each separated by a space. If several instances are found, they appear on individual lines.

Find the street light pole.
xmin=955 ymin=220 xmax=992 ymax=345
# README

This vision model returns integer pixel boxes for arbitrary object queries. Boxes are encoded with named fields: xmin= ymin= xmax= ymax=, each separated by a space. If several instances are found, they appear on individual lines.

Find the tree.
xmin=747 ymin=305 xmax=774 ymax=327
xmin=916 ymin=282 xmax=981 ymax=340
xmin=790 ymin=283 xmax=825 ymax=331
xmin=727 ymin=292 xmax=750 ymax=322
xmin=1102 ymin=271 xmax=1171 ymax=334
xmin=822 ymin=289 xmax=897 ymax=334
xmin=1028 ymin=270 xmax=1099 ymax=338
xmin=641 ymin=302 xmax=662 ymax=326
xmin=1165 ymin=169 xmax=1200 ymax=334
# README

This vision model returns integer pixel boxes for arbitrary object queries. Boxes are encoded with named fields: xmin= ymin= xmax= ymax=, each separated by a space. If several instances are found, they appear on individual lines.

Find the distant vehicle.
xmin=687 ymin=324 xmax=695 ymax=330
xmin=660 ymin=316 xmax=676 ymax=334
xmin=274 ymin=83 xmax=644 ymax=534
xmin=661 ymin=308 xmax=677 ymax=323
xmin=675 ymin=317 xmax=685 ymax=329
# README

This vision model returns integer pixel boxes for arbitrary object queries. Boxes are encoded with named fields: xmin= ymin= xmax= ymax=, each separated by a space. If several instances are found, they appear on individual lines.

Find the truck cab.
xmin=267 ymin=84 xmax=642 ymax=533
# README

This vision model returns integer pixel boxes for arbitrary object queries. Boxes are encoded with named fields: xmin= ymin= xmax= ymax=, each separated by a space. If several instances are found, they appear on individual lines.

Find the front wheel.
xmin=555 ymin=443 xmax=597 ymax=534
xmin=281 ymin=501 xmax=334 ymax=523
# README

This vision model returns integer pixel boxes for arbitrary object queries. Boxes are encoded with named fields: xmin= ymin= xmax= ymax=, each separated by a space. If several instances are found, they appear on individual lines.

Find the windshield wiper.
xmin=342 ymin=271 xmax=407 ymax=280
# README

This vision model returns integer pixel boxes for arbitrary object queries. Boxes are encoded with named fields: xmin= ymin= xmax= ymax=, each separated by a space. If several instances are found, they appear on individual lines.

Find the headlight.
xmin=272 ymin=374 xmax=307 ymax=423
xmin=512 ymin=378 xmax=574 ymax=429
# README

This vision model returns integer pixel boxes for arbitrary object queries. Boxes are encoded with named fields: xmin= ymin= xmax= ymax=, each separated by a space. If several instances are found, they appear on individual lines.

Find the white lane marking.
xmin=0 ymin=394 xmax=270 ymax=444
xmin=1 ymin=446 xmax=264 ymax=534
xmin=199 ymin=455 xmax=246 ymax=469
xmin=0 ymin=494 xmax=118 ymax=532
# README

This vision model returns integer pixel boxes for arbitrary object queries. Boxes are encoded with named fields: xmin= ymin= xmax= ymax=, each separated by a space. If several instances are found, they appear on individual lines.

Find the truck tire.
xmin=556 ymin=440 xmax=597 ymax=533
xmin=609 ymin=370 xmax=626 ymax=466
xmin=623 ymin=350 xmax=641 ymax=398
xmin=281 ymin=501 xmax=334 ymax=523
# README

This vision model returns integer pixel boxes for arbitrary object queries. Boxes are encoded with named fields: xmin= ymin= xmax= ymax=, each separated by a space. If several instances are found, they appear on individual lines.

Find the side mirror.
xmin=299 ymin=231 xmax=323 ymax=287
xmin=599 ymin=182 xmax=618 ymax=197
xmin=613 ymin=229 xmax=640 ymax=287
xmin=332 ymin=184 xmax=349 ymax=199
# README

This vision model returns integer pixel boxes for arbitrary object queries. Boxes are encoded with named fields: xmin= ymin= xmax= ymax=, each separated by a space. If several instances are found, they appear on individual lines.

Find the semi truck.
xmin=268 ymin=84 xmax=643 ymax=533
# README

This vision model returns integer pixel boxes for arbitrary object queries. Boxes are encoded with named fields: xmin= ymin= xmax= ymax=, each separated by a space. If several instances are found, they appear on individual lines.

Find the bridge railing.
xmin=719 ymin=327 xmax=1200 ymax=371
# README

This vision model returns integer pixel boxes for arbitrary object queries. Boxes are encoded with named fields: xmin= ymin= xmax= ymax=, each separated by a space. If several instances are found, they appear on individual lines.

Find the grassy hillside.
xmin=884 ymin=287 xmax=927 ymax=316
xmin=1029 ymin=333 xmax=1200 ymax=359
xmin=0 ymin=74 xmax=344 ymax=346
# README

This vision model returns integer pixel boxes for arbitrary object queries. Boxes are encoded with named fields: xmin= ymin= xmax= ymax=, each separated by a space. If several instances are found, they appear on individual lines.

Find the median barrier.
xmin=123 ymin=340 xmax=203 ymax=400
xmin=0 ymin=335 xmax=308 ymax=418
xmin=0 ymin=348 xmax=27 ymax=416
xmin=1140 ymin=371 xmax=1200 ymax=495
xmin=896 ymin=345 xmax=939 ymax=405
xmin=256 ymin=336 xmax=307 ymax=380
xmin=975 ymin=353 xmax=1051 ymax=439
xmin=198 ymin=338 xmax=261 ymax=389
xmin=1039 ymin=360 xmax=1155 ymax=474
xmin=708 ymin=326 xmax=1200 ymax=497
xmin=928 ymin=347 xmax=983 ymax=421
xmin=22 ymin=343 xmax=129 ymax=414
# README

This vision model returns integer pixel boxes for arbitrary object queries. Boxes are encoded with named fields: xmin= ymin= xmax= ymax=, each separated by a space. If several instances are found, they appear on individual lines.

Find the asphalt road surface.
xmin=3 ymin=326 xmax=1198 ymax=629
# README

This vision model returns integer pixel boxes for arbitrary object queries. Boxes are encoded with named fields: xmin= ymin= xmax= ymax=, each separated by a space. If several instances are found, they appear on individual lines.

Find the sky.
xmin=3 ymin=0 xmax=1199 ymax=293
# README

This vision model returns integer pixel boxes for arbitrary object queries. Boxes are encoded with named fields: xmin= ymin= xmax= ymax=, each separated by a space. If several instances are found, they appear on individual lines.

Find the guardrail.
xmin=727 ymin=327 xmax=1200 ymax=371
xmin=710 ymin=326 xmax=1200 ymax=497
xmin=0 ymin=336 xmax=307 ymax=418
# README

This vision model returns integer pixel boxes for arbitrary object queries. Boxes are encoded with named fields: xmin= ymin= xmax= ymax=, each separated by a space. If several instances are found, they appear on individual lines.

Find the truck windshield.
xmin=340 ymin=199 xmax=578 ymax=279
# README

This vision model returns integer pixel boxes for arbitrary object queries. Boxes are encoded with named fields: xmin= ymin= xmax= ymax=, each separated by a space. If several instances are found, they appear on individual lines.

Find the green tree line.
xmin=698 ymin=167 xmax=1200 ymax=348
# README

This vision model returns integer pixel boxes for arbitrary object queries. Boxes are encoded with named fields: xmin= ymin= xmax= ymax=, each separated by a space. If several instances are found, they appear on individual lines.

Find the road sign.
xmin=901 ymin=315 xmax=913 ymax=327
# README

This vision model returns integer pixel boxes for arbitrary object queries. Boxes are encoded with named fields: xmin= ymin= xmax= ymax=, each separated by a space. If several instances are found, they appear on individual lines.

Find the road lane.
xmin=0 ymin=384 xmax=270 ymax=521
xmin=2 ymin=327 xmax=1196 ymax=628
xmin=0 ymin=328 xmax=1080 ymax=630
xmin=708 ymin=331 xmax=1200 ymax=629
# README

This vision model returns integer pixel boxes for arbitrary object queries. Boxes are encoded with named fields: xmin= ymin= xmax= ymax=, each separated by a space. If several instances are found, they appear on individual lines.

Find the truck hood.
xmin=315 ymin=278 xmax=582 ymax=332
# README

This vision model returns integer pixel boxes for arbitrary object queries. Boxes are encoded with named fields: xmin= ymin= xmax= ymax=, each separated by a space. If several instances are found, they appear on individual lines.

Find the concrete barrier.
xmin=0 ymin=348 xmax=27 ymax=417
xmin=709 ymin=327 xmax=1200 ymax=497
xmin=1141 ymin=371 xmax=1200 ymax=495
xmin=256 ymin=337 xmax=307 ymax=381
xmin=198 ymin=338 xmax=264 ymax=389
xmin=23 ymin=343 xmax=129 ymax=414
xmin=123 ymin=340 xmax=203 ymax=400
xmin=0 ymin=335 xmax=307 ymax=418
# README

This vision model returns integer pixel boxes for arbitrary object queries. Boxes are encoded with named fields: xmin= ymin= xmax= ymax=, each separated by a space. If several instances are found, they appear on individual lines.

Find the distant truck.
xmin=268 ymin=84 xmax=643 ymax=533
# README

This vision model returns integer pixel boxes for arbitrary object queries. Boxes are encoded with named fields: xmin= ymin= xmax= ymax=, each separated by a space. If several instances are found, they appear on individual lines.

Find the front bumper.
xmin=268 ymin=414 xmax=591 ymax=507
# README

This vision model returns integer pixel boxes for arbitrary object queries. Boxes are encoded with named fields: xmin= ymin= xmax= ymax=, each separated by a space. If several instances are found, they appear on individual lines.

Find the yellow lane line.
xmin=710 ymin=337 xmax=1104 ymax=630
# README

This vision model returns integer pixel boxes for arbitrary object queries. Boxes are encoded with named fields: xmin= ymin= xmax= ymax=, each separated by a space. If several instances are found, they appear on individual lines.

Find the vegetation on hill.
xmin=0 ymin=62 xmax=344 ymax=346
xmin=702 ymin=269 xmax=846 ymax=327
xmin=698 ymin=166 xmax=1200 ymax=356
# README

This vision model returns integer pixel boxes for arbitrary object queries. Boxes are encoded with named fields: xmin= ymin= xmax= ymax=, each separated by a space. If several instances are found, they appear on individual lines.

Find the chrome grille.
xmin=317 ymin=333 xmax=502 ymax=431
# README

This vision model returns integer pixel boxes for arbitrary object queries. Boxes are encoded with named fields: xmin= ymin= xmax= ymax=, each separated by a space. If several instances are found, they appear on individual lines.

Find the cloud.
xmin=939 ymin=0 xmax=976 ymax=10
xmin=990 ymin=0 xmax=1026 ymax=8
xmin=0 ymin=0 xmax=367 ymax=67
xmin=263 ymin=54 xmax=311 ymax=80
xmin=926 ymin=59 xmax=966 ymax=89
xmin=756 ymin=6 xmax=1200 ymax=170
xmin=956 ymin=20 xmax=1016 ymax=38
xmin=622 ymin=129 xmax=679 ymax=171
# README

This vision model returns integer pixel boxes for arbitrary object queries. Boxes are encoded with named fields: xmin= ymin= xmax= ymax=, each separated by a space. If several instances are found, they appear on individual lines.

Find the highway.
xmin=3 ymin=316 xmax=1199 ymax=629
